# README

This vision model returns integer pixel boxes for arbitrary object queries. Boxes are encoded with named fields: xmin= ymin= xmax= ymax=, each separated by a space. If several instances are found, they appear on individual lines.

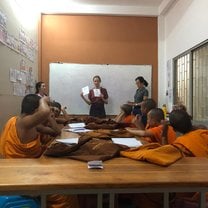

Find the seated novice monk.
xmin=132 ymin=98 xmax=157 ymax=129
xmin=36 ymin=106 xmax=62 ymax=145
xmin=170 ymin=109 xmax=208 ymax=157
xmin=126 ymin=108 xmax=176 ymax=144
xmin=0 ymin=94 xmax=50 ymax=158
xmin=169 ymin=109 xmax=208 ymax=206
xmin=114 ymin=104 xmax=135 ymax=127
xmin=0 ymin=94 xmax=79 ymax=208
xmin=51 ymin=101 xmax=70 ymax=125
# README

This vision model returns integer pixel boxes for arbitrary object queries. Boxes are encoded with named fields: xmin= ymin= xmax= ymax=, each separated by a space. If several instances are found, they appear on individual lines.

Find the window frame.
xmin=173 ymin=39 xmax=208 ymax=122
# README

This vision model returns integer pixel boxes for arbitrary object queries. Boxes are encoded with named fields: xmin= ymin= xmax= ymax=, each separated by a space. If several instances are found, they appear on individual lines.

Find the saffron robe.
xmin=147 ymin=125 xmax=176 ymax=144
xmin=123 ymin=115 xmax=136 ymax=127
xmin=0 ymin=116 xmax=79 ymax=208
xmin=173 ymin=129 xmax=208 ymax=157
xmin=0 ymin=116 xmax=42 ymax=158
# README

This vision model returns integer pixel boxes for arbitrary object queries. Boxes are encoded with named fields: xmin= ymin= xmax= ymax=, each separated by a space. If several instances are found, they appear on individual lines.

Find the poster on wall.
xmin=10 ymin=60 xmax=35 ymax=96
xmin=0 ymin=9 xmax=36 ymax=62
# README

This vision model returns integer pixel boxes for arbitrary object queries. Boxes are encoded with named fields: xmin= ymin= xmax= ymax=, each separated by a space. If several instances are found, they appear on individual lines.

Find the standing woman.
xmin=35 ymin=81 xmax=47 ymax=97
xmin=81 ymin=75 xmax=108 ymax=118
xmin=128 ymin=76 xmax=149 ymax=115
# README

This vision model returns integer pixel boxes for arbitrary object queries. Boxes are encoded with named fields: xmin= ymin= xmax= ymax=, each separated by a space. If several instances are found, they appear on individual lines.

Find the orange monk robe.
xmin=120 ymin=143 xmax=182 ymax=166
xmin=47 ymin=194 xmax=79 ymax=208
xmin=173 ymin=129 xmax=208 ymax=157
xmin=147 ymin=125 xmax=176 ymax=144
xmin=123 ymin=115 xmax=136 ymax=127
xmin=172 ymin=130 xmax=208 ymax=206
xmin=0 ymin=116 xmax=79 ymax=208
xmin=0 ymin=116 xmax=43 ymax=158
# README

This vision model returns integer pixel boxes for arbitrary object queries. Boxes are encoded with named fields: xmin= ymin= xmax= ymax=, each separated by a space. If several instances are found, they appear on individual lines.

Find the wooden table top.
xmin=0 ymin=157 xmax=208 ymax=192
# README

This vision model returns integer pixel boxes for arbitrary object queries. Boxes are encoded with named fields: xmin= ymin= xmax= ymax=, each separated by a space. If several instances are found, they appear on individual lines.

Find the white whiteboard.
xmin=49 ymin=63 xmax=152 ymax=115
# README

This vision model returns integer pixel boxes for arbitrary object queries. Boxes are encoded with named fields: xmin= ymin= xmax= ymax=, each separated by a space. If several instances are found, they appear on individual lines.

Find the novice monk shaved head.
xmin=0 ymin=94 xmax=50 ymax=158
xmin=0 ymin=94 xmax=79 ymax=208
xmin=132 ymin=98 xmax=157 ymax=129
xmin=126 ymin=108 xmax=176 ymax=144
xmin=170 ymin=110 xmax=208 ymax=157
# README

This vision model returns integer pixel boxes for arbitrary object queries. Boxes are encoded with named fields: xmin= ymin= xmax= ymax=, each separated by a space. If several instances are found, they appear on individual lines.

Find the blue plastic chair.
xmin=0 ymin=195 xmax=40 ymax=208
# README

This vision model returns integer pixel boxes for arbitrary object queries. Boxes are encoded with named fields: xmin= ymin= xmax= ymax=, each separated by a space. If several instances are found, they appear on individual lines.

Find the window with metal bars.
xmin=173 ymin=41 xmax=208 ymax=122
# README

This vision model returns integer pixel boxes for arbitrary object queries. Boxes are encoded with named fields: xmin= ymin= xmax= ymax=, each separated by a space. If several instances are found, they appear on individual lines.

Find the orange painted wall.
xmin=40 ymin=15 xmax=158 ymax=101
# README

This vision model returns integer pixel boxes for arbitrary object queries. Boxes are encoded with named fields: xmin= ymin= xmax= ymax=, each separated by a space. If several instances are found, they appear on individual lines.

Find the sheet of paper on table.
xmin=68 ymin=123 xmax=85 ymax=128
xmin=68 ymin=128 xmax=92 ymax=133
xmin=111 ymin=138 xmax=143 ymax=148
xmin=56 ymin=138 xmax=79 ymax=144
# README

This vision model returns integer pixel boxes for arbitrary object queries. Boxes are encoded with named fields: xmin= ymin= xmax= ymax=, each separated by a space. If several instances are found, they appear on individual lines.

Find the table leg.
xmin=163 ymin=192 xmax=169 ymax=208
xmin=199 ymin=191 xmax=206 ymax=208
xmin=97 ymin=193 xmax=103 ymax=208
xmin=41 ymin=194 xmax=47 ymax=208
xmin=109 ymin=193 xmax=115 ymax=208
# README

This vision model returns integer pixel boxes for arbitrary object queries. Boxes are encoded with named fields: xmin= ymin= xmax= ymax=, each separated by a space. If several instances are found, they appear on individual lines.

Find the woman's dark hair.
xmin=21 ymin=94 xmax=41 ymax=115
xmin=35 ymin=81 xmax=44 ymax=94
xmin=169 ymin=109 xmax=193 ymax=134
xmin=93 ymin=75 xmax=101 ymax=82
xmin=135 ymin=76 xmax=148 ymax=87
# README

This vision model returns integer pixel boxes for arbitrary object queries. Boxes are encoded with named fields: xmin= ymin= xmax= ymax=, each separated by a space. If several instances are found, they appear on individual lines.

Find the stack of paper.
xmin=67 ymin=123 xmax=92 ymax=133
xmin=56 ymin=138 xmax=79 ymax=145
xmin=68 ymin=123 xmax=85 ymax=128
xmin=111 ymin=138 xmax=143 ymax=148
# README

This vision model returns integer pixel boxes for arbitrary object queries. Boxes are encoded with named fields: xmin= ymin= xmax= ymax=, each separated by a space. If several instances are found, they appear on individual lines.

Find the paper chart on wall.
xmin=9 ymin=68 xmax=17 ymax=82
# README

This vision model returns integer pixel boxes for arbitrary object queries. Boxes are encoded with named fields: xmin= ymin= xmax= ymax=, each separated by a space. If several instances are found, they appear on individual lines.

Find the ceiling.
xmin=15 ymin=0 xmax=176 ymax=16
xmin=73 ymin=0 xmax=164 ymax=7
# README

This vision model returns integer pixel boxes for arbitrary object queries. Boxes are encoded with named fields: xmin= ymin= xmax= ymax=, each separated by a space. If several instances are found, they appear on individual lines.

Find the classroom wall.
xmin=0 ymin=0 xmax=39 ymax=130
xmin=158 ymin=0 xmax=208 ymax=109
xmin=40 ymin=15 xmax=158 ymax=104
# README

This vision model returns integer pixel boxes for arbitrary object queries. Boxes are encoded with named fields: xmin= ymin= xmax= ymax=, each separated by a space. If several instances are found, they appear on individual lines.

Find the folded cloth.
xmin=44 ymin=135 xmax=91 ymax=157
xmin=83 ymin=116 xmax=112 ymax=124
xmin=47 ymin=194 xmax=79 ymax=208
xmin=81 ymin=129 xmax=134 ymax=139
xmin=44 ymin=136 xmax=128 ymax=161
xmin=68 ymin=138 xmax=128 ymax=162
xmin=82 ymin=116 xmax=119 ymax=129
xmin=67 ymin=117 xmax=84 ymax=123
xmin=120 ymin=143 xmax=183 ymax=166
xmin=85 ymin=122 xmax=118 ymax=130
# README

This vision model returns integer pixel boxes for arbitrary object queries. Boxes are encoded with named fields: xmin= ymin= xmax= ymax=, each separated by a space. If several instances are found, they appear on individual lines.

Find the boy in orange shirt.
xmin=114 ymin=104 xmax=135 ymax=127
xmin=126 ymin=108 xmax=176 ymax=144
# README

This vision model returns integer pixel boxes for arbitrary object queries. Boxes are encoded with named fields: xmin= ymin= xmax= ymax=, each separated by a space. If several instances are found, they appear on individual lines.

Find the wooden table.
xmin=0 ymin=157 xmax=208 ymax=208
